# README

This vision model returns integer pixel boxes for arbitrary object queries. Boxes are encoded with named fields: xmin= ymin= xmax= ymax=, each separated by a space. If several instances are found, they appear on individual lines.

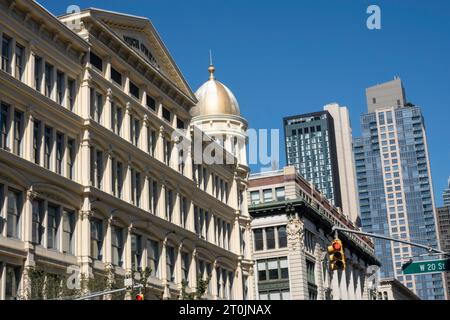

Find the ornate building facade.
xmin=0 ymin=0 xmax=253 ymax=300
xmin=248 ymin=166 xmax=380 ymax=300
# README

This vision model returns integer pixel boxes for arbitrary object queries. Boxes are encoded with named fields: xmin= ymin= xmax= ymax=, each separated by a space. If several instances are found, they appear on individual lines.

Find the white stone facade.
xmin=0 ymin=0 xmax=254 ymax=300
xmin=249 ymin=167 xmax=380 ymax=300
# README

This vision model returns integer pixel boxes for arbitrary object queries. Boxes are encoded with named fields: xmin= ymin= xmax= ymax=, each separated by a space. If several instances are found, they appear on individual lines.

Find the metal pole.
xmin=332 ymin=226 xmax=448 ymax=255
xmin=72 ymin=284 xmax=143 ymax=301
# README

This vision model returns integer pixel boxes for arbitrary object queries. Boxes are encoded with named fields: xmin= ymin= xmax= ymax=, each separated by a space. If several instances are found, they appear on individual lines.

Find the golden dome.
xmin=190 ymin=64 xmax=241 ymax=117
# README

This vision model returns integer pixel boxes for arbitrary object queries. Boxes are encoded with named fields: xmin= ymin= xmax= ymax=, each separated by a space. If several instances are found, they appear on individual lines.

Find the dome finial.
xmin=208 ymin=49 xmax=215 ymax=80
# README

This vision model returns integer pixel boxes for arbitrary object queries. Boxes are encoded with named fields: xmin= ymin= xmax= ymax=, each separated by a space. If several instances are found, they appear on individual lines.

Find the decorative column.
xmin=157 ymin=126 xmax=165 ymax=163
xmin=161 ymin=239 xmax=170 ymax=299
xmin=80 ymin=128 xmax=92 ymax=187
xmin=124 ymin=160 xmax=132 ymax=204
xmin=234 ymin=262 xmax=244 ymax=299
xmin=105 ymin=56 xmax=111 ymax=81
xmin=176 ymin=244 xmax=183 ymax=294
xmin=80 ymin=70 xmax=92 ymax=119
xmin=314 ymin=243 xmax=326 ymax=300
xmin=159 ymin=183 xmax=167 ymax=219
xmin=23 ymin=105 xmax=35 ymax=162
xmin=173 ymin=189 xmax=181 ymax=226
xmin=124 ymin=225 xmax=133 ymax=300
xmin=143 ymin=115 xmax=149 ymax=154
xmin=22 ymin=189 xmax=38 ymax=299
xmin=188 ymin=249 xmax=197 ymax=294
xmin=26 ymin=41 xmax=36 ymax=88
xmin=105 ymin=88 xmax=113 ymax=131
xmin=187 ymin=200 xmax=195 ymax=233
xmin=104 ymin=149 xmax=113 ymax=195
xmin=286 ymin=214 xmax=308 ymax=300
xmin=142 ymin=174 xmax=150 ymax=212
xmin=184 ymin=142 xmax=193 ymax=180
xmin=124 ymin=103 xmax=132 ymax=142
xmin=211 ymin=260 xmax=219 ymax=300
xmin=79 ymin=204 xmax=93 ymax=278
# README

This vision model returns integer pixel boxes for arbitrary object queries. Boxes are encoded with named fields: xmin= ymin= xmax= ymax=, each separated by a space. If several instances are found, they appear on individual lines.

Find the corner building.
xmin=0 ymin=0 xmax=254 ymax=300
xmin=248 ymin=167 xmax=380 ymax=300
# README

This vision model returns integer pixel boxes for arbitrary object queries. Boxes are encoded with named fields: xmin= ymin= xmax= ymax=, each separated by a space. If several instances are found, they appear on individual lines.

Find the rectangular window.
xmin=67 ymin=78 xmax=76 ymax=111
xmin=263 ymin=189 xmax=273 ymax=202
xmin=278 ymin=226 xmax=287 ymax=248
xmin=266 ymin=227 xmax=275 ymax=250
xmin=181 ymin=197 xmax=188 ymax=228
xmin=44 ymin=63 xmax=54 ymax=98
xmin=56 ymin=71 xmax=65 ymax=105
xmin=194 ymin=206 xmax=200 ymax=236
xmin=111 ymin=67 xmax=122 ymax=86
xmin=31 ymin=199 xmax=44 ymax=245
xmin=135 ymin=172 xmax=141 ymax=207
xmin=133 ymin=118 xmax=140 ymax=146
xmin=0 ymin=103 xmax=8 ymax=150
xmin=13 ymin=110 xmax=23 ymax=156
xmin=131 ymin=234 xmax=143 ymax=271
xmin=4 ymin=265 xmax=21 ymax=300
xmin=250 ymin=191 xmax=260 ymax=205
xmin=94 ymin=91 xmax=103 ymax=123
xmin=95 ymin=150 xmax=103 ymax=189
xmin=166 ymin=246 xmax=175 ymax=282
xmin=34 ymin=55 xmax=43 ymax=92
xmin=15 ymin=44 xmax=25 ymax=80
xmin=56 ymin=132 xmax=64 ymax=175
xmin=275 ymin=187 xmax=285 ymax=201
xmin=146 ymin=95 xmax=156 ymax=111
xmin=116 ymin=161 xmax=123 ymax=198
xmin=112 ymin=226 xmax=124 ymax=267
xmin=1 ymin=34 xmax=12 ymax=73
xmin=164 ymin=139 xmax=171 ymax=165
xmin=90 ymin=218 xmax=103 ymax=261
xmin=254 ymin=228 xmax=264 ymax=251
xmin=181 ymin=252 xmax=190 ymax=281
xmin=177 ymin=118 xmax=185 ymax=129
xmin=147 ymin=239 xmax=160 ymax=277
xmin=129 ymin=81 xmax=140 ymax=99
xmin=267 ymin=259 xmax=278 ymax=280
xmin=32 ymin=120 xmax=41 ymax=164
xmin=44 ymin=126 xmax=53 ymax=170
xmin=90 ymin=52 xmax=103 ymax=71
xmin=7 ymin=189 xmax=22 ymax=239
xmin=47 ymin=204 xmax=60 ymax=249
xmin=67 ymin=138 xmax=75 ymax=179
xmin=165 ymin=189 xmax=173 ymax=221
xmin=152 ymin=181 xmax=158 ymax=214
xmin=148 ymin=128 xmax=156 ymax=156
xmin=162 ymin=107 xmax=171 ymax=122
xmin=62 ymin=209 xmax=75 ymax=255
xmin=306 ymin=260 xmax=315 ymax=284
xmin=111 ymin=104 xmax=123 ymax=136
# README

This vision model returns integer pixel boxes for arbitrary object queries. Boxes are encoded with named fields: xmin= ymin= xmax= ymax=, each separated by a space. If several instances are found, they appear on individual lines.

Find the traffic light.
xmin=135 ymin=293 xmax=144 ymax=300
xmin=327 ymin=239 xmax=346 ymax=271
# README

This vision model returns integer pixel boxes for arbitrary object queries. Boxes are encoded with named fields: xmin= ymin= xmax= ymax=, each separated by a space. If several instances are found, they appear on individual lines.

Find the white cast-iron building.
xmin=0 ymin=0 xmax=254 ymax=300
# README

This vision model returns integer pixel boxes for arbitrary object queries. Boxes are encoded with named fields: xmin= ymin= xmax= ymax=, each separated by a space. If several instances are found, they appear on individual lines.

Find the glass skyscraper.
xmin=354 ymin=78 xmax=445 ymax=300
xmin=443 ymin=177 xmax=450 ymax=207
xmin=284 ymin=111 xmax=341 ymax=208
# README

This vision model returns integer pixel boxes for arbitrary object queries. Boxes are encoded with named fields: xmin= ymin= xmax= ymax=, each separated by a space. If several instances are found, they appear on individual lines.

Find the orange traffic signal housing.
xmin=327 ymin=239 xmax=346 ymax=271
xmin=135 ymin=293 xmax=144 ymax=300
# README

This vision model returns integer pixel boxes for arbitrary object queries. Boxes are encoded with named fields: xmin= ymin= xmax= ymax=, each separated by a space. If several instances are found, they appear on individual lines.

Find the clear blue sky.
xmin=39 ymin=0 xmax=450 ymax=206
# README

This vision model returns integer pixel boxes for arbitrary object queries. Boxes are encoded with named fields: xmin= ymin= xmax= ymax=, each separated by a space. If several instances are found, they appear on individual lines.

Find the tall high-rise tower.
xmin=354 ymin=77 xmax=445 ymax=300
xmin=443 ymin=177 xmax=450 ymax=207
xmin=283 ymin=104 xmax=360 ymax=224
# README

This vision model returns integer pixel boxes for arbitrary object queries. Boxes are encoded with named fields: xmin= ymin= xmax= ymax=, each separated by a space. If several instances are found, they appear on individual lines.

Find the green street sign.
xmin=402 ymin=259 xmax=450 ymax=275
